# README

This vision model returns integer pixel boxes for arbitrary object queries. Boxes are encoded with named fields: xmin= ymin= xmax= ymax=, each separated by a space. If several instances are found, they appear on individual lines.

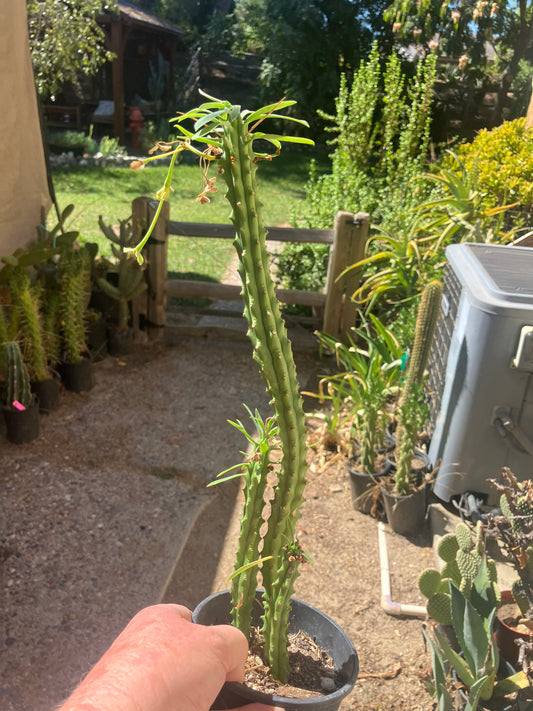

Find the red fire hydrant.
xmin=129 ymin=106 xmax=144 ymax=151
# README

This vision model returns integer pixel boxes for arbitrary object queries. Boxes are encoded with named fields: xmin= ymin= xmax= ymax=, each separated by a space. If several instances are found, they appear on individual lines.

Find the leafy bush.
xmin=293 ymin=44 xmax=436 ymax=231
xmin=47 ymin=130 xmax=97 ymax=154
xmin=450 ymin=117 xmax=533 ymax=216
xmin=278 ymin=46 xmax=437 ymax=294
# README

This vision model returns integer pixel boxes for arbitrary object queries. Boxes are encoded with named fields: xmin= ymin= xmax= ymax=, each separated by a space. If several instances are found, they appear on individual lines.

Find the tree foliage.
xmin=383 ymin=0 xmax=533 ymax=123
xmin=230 ymin=0 xmax=393 ymax=128
xmin=27 ymin=0 xmax=118 ymax=99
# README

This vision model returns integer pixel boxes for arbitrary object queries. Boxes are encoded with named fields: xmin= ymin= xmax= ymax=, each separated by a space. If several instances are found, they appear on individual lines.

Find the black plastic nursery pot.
xmin=31 ymin=377 xmax=60 ymax=413
xmin=3 ymin=397 xmax=40 ymax=444
xmin=60 ymin=357 xmax=93 ymax=393
xmin=192 ymin=590 xmax=359 ymax=711
xmin=347 ymin=466 xmax=388 ymax=515
xmin=380 ymin=485 xmax=427 ymax=536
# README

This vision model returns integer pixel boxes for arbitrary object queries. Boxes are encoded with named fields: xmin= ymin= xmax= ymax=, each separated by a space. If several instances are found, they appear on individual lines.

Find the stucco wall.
xmin=0 ymin=2 xmax=51 ymax=257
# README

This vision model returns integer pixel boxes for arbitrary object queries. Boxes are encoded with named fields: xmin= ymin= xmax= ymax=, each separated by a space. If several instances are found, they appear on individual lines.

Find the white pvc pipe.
xmin=378 ymin=521 xmax=427 ymax=618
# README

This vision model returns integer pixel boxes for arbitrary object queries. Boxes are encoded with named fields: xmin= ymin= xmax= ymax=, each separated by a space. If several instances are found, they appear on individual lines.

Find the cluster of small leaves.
xmin=28 ymin=0 xmax=117 ymax=99
xmin=449 ymin=118 xmax=533 ymax=217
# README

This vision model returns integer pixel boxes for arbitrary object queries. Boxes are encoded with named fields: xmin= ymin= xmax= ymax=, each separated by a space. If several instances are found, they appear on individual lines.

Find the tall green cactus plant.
xmin=96 ymin=216 xmax=147 ymax=333
xmin=394 ymin=279 xmax=442 ymax=496
xmin=8 ymin=268 xmax=51 ymax=383
xmin=4 ymin=341 xmax=32 ymax=409
xmin=129 ymin=93 xmax=314 ymax=682
xmin=59 ymin=247 xmax=91 ymax=364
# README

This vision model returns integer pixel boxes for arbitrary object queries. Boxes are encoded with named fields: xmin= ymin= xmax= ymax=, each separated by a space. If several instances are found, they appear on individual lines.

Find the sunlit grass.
xmin=52 ymin=150 xmax=327 ymax=282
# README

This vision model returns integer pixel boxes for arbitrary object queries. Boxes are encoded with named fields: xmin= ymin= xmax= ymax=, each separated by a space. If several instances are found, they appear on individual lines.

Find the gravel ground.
xmin=0 ymin=336 xmax=321 ymax=711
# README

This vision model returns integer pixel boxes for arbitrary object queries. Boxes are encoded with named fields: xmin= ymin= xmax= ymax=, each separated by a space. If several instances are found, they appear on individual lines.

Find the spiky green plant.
xmin=128 ymin=93 xmax=314 ymax=683
xmin=59 ymin=247 xmax=91 ymax=364
xmin=8 ymin=268 xmax=51 ymax=383
xmin=394 ymin=279 xmax=442 ymax=495
xmin=96 ymin=216 xmax=147 ymax=333
xmin=3 ymin=341 xmax=32 ymax=409
xmin=489 ymin=470 xmax=533 ymax=621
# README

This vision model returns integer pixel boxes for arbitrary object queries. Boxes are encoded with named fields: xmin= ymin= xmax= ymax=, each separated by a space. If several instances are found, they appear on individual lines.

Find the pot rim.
xmin=192 ymin=589 xmax=359 ymax=708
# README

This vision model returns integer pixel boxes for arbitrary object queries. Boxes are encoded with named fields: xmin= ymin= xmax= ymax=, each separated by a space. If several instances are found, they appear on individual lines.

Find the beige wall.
xmin=0 ymin=1 xmax=51 ymax=256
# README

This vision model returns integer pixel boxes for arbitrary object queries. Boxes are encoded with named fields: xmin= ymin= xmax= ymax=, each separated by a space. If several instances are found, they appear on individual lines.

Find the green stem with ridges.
xmin=217 ymin=117 xmax=308 ymax=680
xmin=262 ymin=545 xmax=304 ymax=682
xmin=229 ymin=415 xmax=276 ymax=638
xmin=129 ymin=95 xmax=314 ymax=683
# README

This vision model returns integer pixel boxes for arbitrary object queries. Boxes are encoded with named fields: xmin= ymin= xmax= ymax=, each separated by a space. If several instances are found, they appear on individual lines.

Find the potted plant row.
xmin=127 ymin=92 xmax=359 ymax=709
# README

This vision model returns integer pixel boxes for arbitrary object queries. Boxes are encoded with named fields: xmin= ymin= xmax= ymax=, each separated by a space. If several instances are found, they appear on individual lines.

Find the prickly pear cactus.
xmin=488 ymin=469 xmax=533 ymax=623
xmin=419 ymin=520 xmax=498 ymax=624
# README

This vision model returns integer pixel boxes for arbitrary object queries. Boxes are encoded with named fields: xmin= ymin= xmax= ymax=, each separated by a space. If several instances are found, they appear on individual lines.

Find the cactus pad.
xmin=441 ymin=559 xmax=461 ymax=586
xmin=426 ymin=593 xmax=452 ymax=626
xmin=457 ymin=549 xmax=481 ymax=580
xmin=455 ymin=522 xmax=472 ymax=551
xmin=418 ymin=568 xmax=442 ymax=598
xmin=437 ymin=533 xmax=459 ymax=562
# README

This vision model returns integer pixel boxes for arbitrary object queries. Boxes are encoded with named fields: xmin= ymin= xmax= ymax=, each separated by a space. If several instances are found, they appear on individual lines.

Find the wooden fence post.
xmin=322 ymin=211 xmax=369 ymax=341
xmin=132 ymin=196 xmax=170 ymax=339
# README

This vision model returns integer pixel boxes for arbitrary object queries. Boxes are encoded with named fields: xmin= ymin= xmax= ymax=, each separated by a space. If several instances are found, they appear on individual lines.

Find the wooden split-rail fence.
xmin=131 ymin=196 xmax=369 ymax=344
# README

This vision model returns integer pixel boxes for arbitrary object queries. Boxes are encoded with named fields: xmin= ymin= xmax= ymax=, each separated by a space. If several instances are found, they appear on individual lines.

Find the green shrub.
xmin=450 ymin=118 xmax=533 ymax=215
xmin=278 ymin=46 xmax=437 ymax=294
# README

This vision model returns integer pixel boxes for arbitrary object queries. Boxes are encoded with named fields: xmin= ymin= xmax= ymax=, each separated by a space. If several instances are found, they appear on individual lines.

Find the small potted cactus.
xmin=380 ymin=279 xmax=442 ymax=535
xmin=95 ymin=215 xmax=147 ymax=355
xmin=58 ymin=245 xmax=93 ymax=392
xmin=488 ymin=469 xmax=533 ymax=668
xmin=1 ymin=341 xmax=40 ymax=443
xmin=128 ymin=93 xmax=359 ymax=710
xmin=8 ymin=268 xmax=60 ymax=412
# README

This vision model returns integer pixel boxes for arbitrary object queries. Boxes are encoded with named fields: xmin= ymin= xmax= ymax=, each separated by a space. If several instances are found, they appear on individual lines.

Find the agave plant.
xmin=128 ymin=91 xmax=314 ymax=682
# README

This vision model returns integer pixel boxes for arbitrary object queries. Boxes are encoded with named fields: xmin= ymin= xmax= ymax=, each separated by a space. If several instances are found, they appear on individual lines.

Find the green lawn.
xmin=52 ymin=150 xmax=326 ymax=282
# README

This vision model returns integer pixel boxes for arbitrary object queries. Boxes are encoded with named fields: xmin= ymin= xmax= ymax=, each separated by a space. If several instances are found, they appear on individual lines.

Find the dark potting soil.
xmin=244 ymin=627 xmax=337 ymax=699
xmin=497 ymin=601 xmax=533 ymax=635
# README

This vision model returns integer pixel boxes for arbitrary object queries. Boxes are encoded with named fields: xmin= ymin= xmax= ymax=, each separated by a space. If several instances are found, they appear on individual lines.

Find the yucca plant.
xmin=129 ymin=92 xmax=315 ymax=683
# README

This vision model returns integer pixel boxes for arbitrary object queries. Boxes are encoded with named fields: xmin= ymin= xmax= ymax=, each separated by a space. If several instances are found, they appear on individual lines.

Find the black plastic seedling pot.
xmin=192 ymin=590 xmax=359 ymax=711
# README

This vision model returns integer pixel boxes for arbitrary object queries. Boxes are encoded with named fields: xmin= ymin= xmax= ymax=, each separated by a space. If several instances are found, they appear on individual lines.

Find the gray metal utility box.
xmin=428 ymin=242 xmax=533 ymax=504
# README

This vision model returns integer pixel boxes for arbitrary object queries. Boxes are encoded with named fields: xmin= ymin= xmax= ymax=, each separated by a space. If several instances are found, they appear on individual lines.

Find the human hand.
xmin=58 ymin=603 xmax=279 ymax=711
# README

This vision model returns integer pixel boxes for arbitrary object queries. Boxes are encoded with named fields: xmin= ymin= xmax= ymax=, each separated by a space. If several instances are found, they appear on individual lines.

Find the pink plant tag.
xmin=12 ymin=401 xmax=26 ymax=411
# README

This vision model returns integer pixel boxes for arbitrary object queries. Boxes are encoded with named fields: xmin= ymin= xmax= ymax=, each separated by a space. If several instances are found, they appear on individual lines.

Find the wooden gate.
xmin=131 ymin=196 xmax=369 ymax=343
